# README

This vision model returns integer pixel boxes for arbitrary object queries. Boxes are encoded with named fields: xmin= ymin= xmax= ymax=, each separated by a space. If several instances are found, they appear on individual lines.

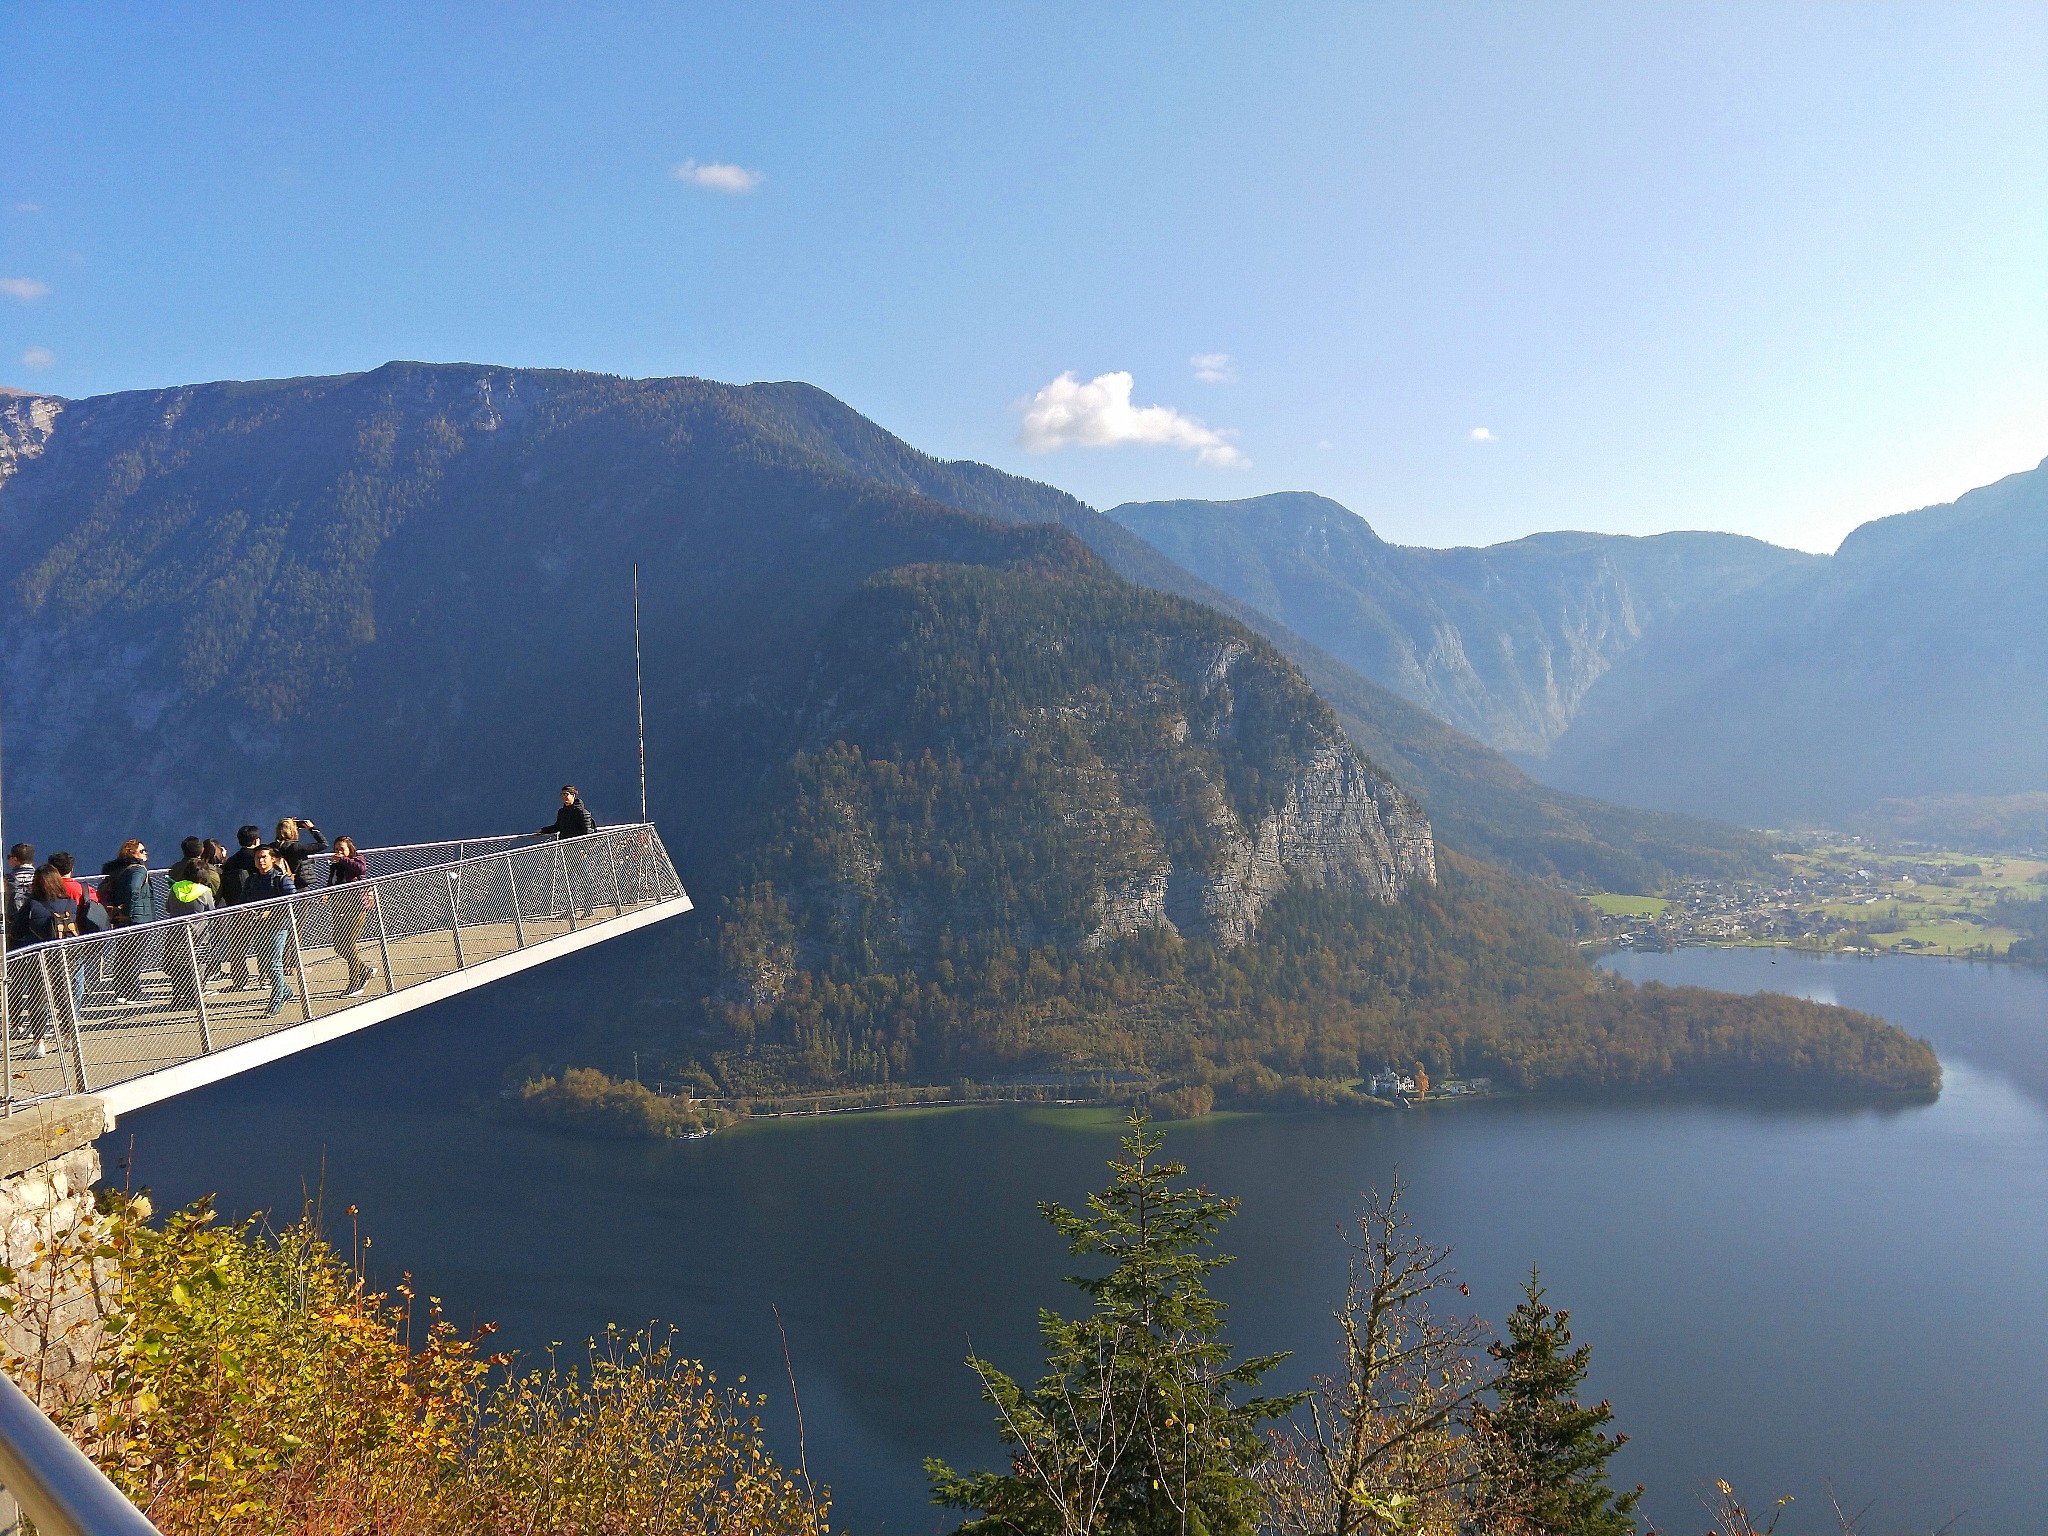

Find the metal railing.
xmin=0 ymin=825 xmax=685 ymax=1114
xmin=139 ymin=832 xmax=538 ymax=918
xmin=0 ymin=1369 xmax=160 ymax=1535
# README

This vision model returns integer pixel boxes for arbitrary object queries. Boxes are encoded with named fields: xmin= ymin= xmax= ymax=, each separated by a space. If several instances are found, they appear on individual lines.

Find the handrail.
xmin=138 ymin=831 xmax=550 ymax=912
xmin=0 ymin=1369 xmax=161 ymax=1534
xmin=1 ymin=824 xmax=685 ymax=1113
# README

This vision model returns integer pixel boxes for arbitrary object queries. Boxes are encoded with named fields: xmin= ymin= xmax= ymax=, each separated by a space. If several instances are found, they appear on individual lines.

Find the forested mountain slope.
xmin=0 ymin=363 xmax=1926 ymax=1099
xmin=1107 ymin=491 xmax=1811 ymax=756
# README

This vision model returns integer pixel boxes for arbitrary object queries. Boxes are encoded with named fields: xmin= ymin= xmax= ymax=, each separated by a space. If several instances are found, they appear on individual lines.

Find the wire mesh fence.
xmin=140 ymin=833 xmax=537 ymax=917
xmin=0 ymin=826 xmax=685 ymax=1112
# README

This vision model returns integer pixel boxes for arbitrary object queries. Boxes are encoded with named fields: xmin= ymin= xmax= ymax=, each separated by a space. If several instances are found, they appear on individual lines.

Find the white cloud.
xmin=10 ymin=203 xmax=42 ymax=215
xmin=20 ymin=346 xmax=54 ymax=369
xmin=673 ymin=159 xmax=763 ymax=193
xmin=1468 ymin=426 xmax=1495 ymax=443
xmin=1191 ymin=351 xmax=1236 ymax=384
xmin=1018 ymin=371 xmax=1248 ymax=468
xmin=1 ymin=277 xmax=50 ymax=302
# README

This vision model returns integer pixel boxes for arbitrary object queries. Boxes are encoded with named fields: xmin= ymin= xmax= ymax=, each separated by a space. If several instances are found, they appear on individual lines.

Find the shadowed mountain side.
xmin=664 ymin=563 xmax=1925 ymax=1101
xmin=0 ymin=363 xmax=1089 ymax=866
xmin=0 ymin=362 xmax=1770 ymax=897
xmin=1276 ymin=636 xmax=1776 ymax=890
xmin=1849 ymin=793 xmax=2048 ymax=856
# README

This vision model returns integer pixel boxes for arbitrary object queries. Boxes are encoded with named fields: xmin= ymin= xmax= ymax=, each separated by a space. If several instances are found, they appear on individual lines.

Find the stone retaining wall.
xmin=0 ymin=1097 xmax=115 ymax=1417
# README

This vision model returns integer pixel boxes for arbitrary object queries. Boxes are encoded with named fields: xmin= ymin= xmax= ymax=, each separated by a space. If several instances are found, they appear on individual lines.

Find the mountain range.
xmin=0 ymin=362 xmax=1928 ymax=1100
xmin=1109 ymin=465 xmax=2047 ymax=831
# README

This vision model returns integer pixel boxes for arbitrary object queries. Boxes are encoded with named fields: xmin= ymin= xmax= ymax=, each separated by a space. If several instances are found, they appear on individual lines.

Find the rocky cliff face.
xmin=1177 ymin=738 xmax=1435 ymax=947
xmin=719 ymin=565 xmax=1435 ymax=1023
xmin=1103 ymin=638 xmax=1433 ymax=949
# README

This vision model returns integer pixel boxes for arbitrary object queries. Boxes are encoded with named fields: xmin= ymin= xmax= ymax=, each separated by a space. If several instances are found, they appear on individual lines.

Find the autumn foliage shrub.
xmin=17 ymin=1195 xmax=827 ymax=1536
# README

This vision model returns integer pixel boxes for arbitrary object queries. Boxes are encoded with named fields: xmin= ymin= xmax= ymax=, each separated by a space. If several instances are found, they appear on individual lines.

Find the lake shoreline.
xmin=108 ymin=947 xmax=2048 ymax=1532
xmin=1592 ymin=936 xmax=2043 ymax=969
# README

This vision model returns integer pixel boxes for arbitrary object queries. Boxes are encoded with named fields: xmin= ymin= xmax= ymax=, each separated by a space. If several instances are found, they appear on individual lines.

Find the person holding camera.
xmin=270 ymin=817 xmax=329 ymax=889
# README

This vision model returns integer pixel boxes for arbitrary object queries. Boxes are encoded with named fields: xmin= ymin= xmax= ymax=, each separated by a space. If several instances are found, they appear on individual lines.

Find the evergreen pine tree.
xmin=927 ymin=1116 xmax=1296 ymax=1536
xmin=1468 ymin=1270 xmax=1642 ymax=1536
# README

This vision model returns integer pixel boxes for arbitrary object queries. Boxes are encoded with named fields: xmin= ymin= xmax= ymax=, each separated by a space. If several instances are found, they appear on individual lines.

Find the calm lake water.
xmin=108 ymin=947 xmax=2048 ymax=1534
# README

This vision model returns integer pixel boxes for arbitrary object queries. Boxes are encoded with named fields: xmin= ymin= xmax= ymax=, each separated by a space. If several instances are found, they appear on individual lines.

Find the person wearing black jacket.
xmin=6 ymin=843 xmax=36 ymax=947
xmin=217 ymin=826 xmax=266 ymax=992
xmin=270 ymin=817 xmax=328 ymax=889
xmin=219 ymin=827 xmax=263 ymax=907
xmin=537 ymin=786 xmax=596 ymax=839
xmin=242 ymin=846 xmax=298 ymax=1016
xmin=538 ymin=786 xmax=598 ymax=916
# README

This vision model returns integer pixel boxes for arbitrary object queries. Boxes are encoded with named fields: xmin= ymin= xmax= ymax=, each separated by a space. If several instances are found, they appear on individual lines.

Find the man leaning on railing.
xmin=537 ymin=786 xmax=600 ymax=918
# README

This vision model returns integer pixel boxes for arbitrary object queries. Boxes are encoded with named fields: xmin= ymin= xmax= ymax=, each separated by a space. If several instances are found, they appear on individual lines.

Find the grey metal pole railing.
xmin=0 ymin=1368 xmax=162 ymax=1535
xmin=0 ymin=826 xmax=680 ymax=1108
xmin=54 ymin=951 xmax=88 ymax=1095
xmin=183 ymin=925 xmax=213 ymax=1053
xmin=506 ymin=859 xmax=528 ymax=949
xmin=285 ymin=907 xmax=314 ymax=1023
xmin=446 ymin=870 xmax=466 ymax=969
xmin=370 ymin=889 xmax=395 ymax=995
xmin=605 ymin=832 xmax=626 ymax=916
xmin=33 ymin=955 xmax=64 ymax=1091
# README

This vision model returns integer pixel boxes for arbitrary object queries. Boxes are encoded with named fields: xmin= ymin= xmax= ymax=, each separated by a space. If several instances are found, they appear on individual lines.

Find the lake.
xmin=108 ymin=947 xmax=2048 ymax=1534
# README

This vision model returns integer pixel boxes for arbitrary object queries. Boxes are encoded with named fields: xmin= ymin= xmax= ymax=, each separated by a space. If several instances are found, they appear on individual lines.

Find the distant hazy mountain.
xmin=1108 ymin=491 xmax=1812 ymax=757
xmin=1110 ymin=467 xmax=2048 ymax=833
xmin=1537 ymin=458 xmax=2048 ymax=826
xmin=1848 ymin=793 xmax=2048 ymax=856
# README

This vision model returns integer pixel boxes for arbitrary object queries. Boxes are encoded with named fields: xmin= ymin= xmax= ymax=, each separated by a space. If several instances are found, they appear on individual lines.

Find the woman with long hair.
xmin=20 ymin=864 xmax=89 ymax=1032
xmin=99 ymin=837 xmax=158 ymax=1005
xmin=326 ymin=836 xmax=377 ymax=998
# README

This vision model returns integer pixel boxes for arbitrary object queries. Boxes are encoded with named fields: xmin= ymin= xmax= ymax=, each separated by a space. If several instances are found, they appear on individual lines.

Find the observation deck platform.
xmin=0 ymin=825 xmax=690 ymax=1120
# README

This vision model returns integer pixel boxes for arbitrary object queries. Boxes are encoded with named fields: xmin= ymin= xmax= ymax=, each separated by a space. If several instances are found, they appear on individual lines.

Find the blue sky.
xmin=3 ymin=3 xmax=2043 ymax=552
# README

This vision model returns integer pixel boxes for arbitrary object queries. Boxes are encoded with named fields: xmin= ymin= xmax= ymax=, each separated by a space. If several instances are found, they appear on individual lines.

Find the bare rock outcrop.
xmin=1168 ymin=741 xmax=1434 ymax=948
xmin=0 ymin=390 xmax=62 ymax=493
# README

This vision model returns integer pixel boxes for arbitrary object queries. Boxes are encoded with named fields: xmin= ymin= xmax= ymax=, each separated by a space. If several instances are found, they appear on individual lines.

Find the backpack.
xmin=170 ymin=879 xmax=216 ymax=913
xmin=45 ymin=902 xmax=79 ymax=941
xmin=75 ymin=888 xmax=110 ymax=932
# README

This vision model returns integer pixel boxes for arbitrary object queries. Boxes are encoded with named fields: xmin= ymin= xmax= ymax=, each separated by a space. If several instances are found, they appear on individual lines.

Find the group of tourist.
xmin=3 ymin=816 xmax=375 ymax=1026
xmin=2 ymin=788 xmax=602 ymax=1045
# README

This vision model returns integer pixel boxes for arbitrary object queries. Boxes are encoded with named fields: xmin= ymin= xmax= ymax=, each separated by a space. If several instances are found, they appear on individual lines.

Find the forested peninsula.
xmin=626 ymin=561 xmax=1937 ymax=1109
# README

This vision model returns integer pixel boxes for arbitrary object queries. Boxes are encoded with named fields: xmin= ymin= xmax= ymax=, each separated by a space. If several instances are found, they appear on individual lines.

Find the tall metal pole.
xmin=0 ymin=678 xmax=11 ymax=1111
xmin=633 ymin=563 xmax=649 ymax=825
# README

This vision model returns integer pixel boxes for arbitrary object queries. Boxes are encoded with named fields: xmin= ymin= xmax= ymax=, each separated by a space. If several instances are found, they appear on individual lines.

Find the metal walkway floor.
xmin=2 ymin=826 xmax=691 ymax=1119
